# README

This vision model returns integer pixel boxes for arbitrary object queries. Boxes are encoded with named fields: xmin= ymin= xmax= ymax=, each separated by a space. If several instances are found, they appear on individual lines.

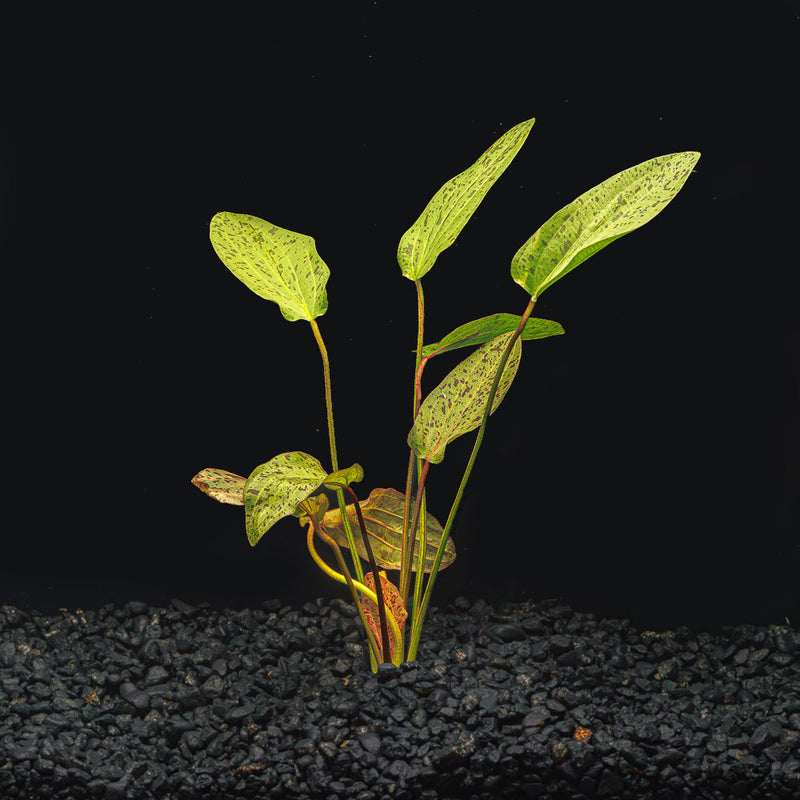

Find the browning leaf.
xmin=361 ymin=571 xmax=407 ymax=663
xmin=191 ymin=468 xmax=246 ymax=505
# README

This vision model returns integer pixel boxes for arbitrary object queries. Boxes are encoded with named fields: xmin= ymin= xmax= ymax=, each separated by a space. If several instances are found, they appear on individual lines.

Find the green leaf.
xmin=322 ymin=463 xmax=365 ymax=489
xmin=244 ymin=452 xmax=328 ymax=546
xmin=511 ymin=151 xmax=701 ymax=297
xmin=398 ymin=118 xmax=535 ymax=281
xmin=321 ymin=488 xmax=455 ymax=572
xmin=191 ymin=468 xmax=246 ymax=505
xmin=409 ymin=333 xmax=521 ymax=464
xmin=421 ymin=313 xmax=563 ymax=360
xmin=210 ymin=212 xmax=329 ymax=322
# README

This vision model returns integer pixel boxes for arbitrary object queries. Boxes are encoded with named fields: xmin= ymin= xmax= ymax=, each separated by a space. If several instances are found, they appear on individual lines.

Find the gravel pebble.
xmin=1 ymin=597 xmax=799 ymax=799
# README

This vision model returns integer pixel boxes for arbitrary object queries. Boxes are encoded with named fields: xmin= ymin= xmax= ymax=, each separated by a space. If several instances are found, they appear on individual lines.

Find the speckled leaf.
xmin=210 ymin=212 xmax=329 ymax=322
xmin=398 ymin=118 xmax=535 ymax=281
xmin=191 ymin=468 xmax=246 ymax=505
xmin=321 ymin=488 xmax=455 ymax=571
xmin=409 ymin=333 xmax=521 ymax=464
xmin=421 ymin=314 xmax=563 ymax=360
xmin=511 ymin=151 xmax=700 ymax=297
xmin=244 ymin=452 xmax=328 ymax=546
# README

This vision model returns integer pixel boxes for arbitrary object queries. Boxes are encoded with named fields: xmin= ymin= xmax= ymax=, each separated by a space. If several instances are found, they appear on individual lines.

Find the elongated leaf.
xmin=511 ymin=152 xmax=700 ymax=297
xmin=191 ymin=468 xmax=246 ymax=505
xmin=210 ymin=212 xmax=329 ymax=322
xmin=321 ymin=488 xmax=455 ymax=571
xmin=409 ymin=333 xmax=521 ymax=464
xmin=398 ymin=118 xmax=535 ymax=281
xmin=421 ymin=313 xmax=563 ymax=360
xmin=244 ymin=452 xmax=328 ymax=546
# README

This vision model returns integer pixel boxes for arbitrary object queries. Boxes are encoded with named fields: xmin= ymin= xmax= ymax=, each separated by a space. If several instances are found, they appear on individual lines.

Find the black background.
xmin=4 ymin=4 xmax=798 ymax=633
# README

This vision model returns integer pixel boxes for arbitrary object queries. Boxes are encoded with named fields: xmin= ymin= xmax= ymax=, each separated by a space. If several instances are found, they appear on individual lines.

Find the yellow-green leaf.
xmin=210 ymin=212 xmax=329 ymax=322
xmin=409 ymin=333 xmax=521 ymax=464
xmin=398 ymin=118 xmax=535 ymax=281
xmin=421 ymin=314 xmax=563 ymax=360
xmin=322 ymin=463 xmax=365 ymax=489
xmin=511 ymin=151 xmax=700 ymax=297
xmin=244 ymin=452 xmax=328 ymax=546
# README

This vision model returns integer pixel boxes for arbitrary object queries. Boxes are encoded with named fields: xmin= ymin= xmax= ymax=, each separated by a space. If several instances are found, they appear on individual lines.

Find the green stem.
xmin=410 ymin=461 xmax=429 ymax=629
xmin=400 ymin=279 xmax=426 ymax=608
xmin=407 ymin=295 xmax=538 ymax=660
xmin=308 ymin=318 xmax=364 ymax=585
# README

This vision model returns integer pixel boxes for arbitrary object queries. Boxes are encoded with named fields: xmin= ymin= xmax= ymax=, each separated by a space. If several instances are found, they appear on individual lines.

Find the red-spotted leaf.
xmin=398 ymin=118 xmax=535 ymax=280
xmin=244 ymin=452 xmax=328 ymax=546
xmin=191 ymin=468 xmax=246 ymax=505
xmin=210 ymin=212 xmax=329 ymax=322
xmin=511 ymin=151 xmax=701 ymax=297
xmin=409 ymin=332 xmax=521 ymax=464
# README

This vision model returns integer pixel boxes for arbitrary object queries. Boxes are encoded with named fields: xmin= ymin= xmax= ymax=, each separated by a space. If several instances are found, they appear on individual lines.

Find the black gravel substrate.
xmin=1 ymin=595 xmax=798 ymax=800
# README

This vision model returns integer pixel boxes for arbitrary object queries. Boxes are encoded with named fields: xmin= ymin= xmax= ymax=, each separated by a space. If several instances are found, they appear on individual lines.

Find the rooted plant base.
xmin=1 ymin=597 xmax=798 ymax=799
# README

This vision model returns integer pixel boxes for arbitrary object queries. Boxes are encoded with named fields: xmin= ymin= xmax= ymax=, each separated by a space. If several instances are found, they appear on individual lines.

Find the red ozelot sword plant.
xmin=192 ymin=117 xmax=700 ymax=671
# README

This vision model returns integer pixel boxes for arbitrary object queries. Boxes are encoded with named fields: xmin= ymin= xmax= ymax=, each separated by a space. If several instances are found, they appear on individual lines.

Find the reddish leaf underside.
xmin=361 ymin=572 xmax=407 ymax=662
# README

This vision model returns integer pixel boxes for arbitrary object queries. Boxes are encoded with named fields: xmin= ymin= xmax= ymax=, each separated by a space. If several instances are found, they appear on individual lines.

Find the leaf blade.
xmin=398 ymin=118 xmax=535 ymax=280
xmin=191 ymin=468 xmax=246 ymax=505
xmin=511 ymin=151 xmax=701 ymax=297
xmin=210 ymin=212 xmax=329 ymax=321
xmin=421 ymin=313 xmax=563 ymax=359
xmin=244 ymin=452 xmax=328 ymax=546
xmin=321 ymin=488 xmax=455 ymax=572
xmin=409 ymin=333 xmax=521 ymax=464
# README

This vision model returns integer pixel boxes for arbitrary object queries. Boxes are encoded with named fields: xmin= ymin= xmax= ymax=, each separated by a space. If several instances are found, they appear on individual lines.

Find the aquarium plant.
xmin=192 ymin=117 xmax=700 ymax=671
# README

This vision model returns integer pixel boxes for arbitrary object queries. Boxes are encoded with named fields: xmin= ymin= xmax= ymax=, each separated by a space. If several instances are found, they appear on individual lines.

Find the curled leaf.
xmin=295 ymin=493 xmax=330 ymax=526
xmin=322 ymin=463 xmax=365 ymax=489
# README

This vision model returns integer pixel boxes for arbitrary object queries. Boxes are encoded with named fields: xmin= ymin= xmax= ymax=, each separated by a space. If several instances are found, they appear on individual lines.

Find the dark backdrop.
xmin=4 ymin=4 xmax=798 ymax=633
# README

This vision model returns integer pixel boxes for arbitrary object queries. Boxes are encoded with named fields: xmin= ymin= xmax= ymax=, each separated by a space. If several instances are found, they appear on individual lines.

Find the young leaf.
xmin=295 ymin=493 xmax=330 ymax=525
xmin=321 ymin=488 xmax=456 ymax=571
xmin=210 ymin=212 xmax=329 ymax=322
xmin=322 ymin=463 xmax=365 ymax=489
xmin=244 ymin=452 xmax=328 ymax=546
xmin=421 ymin=313 xmax=563 ymax=360
xmin=361 ymin=571 xmax=407 ymax=664
xmin=409 ymin=333 xmax=521 ymax=464
xmin=511 ymin=151 xmax=701 ymax=297
xmin=191 ymin=468 xmax=246 ymax=505
xmin=398 ymin=118 xmax=535 ymax=281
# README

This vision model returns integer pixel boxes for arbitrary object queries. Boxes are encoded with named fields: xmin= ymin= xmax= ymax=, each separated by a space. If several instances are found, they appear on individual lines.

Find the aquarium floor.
xmin=1 ymin=596 xmax=798 ymax=799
